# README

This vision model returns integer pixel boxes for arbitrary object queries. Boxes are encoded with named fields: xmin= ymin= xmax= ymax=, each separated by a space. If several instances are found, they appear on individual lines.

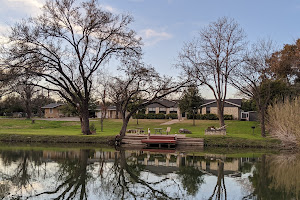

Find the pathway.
xmin=160 ymin=119 xmax=183 ymax=125
xmin=33 ymin=117 xmax=98 ymax=121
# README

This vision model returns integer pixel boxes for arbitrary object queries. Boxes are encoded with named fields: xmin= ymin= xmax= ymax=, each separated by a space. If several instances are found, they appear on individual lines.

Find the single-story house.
xmin=41 ymin=103 xmax=64 ymax=118
xmin=200 ymin=99 xmax=242 ymax=120
xmin=145 ymin=99 xmax=180 ymax=117
xmin=95 ymin=105 xmax=118 ymax=119
xmin=94 ymin=98 xmax=243 ymax=120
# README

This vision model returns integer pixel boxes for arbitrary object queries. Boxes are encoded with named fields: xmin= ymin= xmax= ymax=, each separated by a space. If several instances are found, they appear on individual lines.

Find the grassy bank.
xmin=0 ymin=118 xmax=280 ymax=147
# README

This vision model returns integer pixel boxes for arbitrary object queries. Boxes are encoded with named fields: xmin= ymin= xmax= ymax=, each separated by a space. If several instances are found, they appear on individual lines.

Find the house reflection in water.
xmin=42 ymin=149 xmax=257 ymax=177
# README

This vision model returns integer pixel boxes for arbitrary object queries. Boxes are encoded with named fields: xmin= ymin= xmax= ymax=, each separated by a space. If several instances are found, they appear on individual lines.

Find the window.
xmin=50 ymin=108 xmax=53 ymax=114
xmin=159 ymin=107 xmax=166 ymax=114
xmin=206 ymin=107 xmax=210 ymax=114
xmin=169 ymin=107 xmax=178 ymax=113
xmin=148 ymin=108 xmax=155 ymax=113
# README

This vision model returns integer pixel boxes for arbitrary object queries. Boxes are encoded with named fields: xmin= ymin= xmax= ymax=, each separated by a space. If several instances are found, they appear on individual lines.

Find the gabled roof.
xmin=147 ymin=99 xmax=178 ymax=108
xmin=41 ymin=103 xmax=64 ymax=109
xmin=201 ymin=99 xmax=242 ymax=108
xmin=95 ymin=105 xmax=116 ymax=111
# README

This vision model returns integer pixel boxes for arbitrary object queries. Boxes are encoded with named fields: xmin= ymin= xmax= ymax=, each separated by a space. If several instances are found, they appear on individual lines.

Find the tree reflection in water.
xmin=99 ymin=149 xmax=182 ymax=200
xmin=208 ymin=160 xmax=227 ymax=200
xmin=0 ymin=150 xmax=44 ymax=198
xmin=2 ymin=147 xmax=300 ymax=199
xmin=32 ymin=149 xmax=94 ymax=200
xmin=249 ymin=154 xmax=300 ymax=199
xmin=177 ymin=165 xmax=204 ymax=196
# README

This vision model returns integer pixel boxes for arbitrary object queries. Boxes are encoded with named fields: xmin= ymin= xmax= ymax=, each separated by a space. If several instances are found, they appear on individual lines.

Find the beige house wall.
xmin=224 ymin=107 xmax=240 ymax=120
xmin=210 ymin=107 xmax=218 ymax=115
xmin=44 ymin=108 xmax=62 ymax=118
xmin=201 ymin=106 xmax=240 ymax=120
xmin=155 ymin=107 xmax=159 ymax=114
xmin=97 ymin=110 xmax=117 ymax=119
xmin=166 ymin=108 xmax=170 ymax=115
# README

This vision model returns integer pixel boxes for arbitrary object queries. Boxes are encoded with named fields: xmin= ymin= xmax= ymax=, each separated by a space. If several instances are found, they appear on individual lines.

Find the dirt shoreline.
xmin=0 ymin=133 xmax=280 ymax=149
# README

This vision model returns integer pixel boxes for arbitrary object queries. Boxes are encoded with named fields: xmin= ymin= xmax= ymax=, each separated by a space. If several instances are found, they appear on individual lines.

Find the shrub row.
xmin=133 ymin=113 xmax=178 ymax=119
xmin=133 ymin=113 xmax=233 ymax=120
xmin=187 ymin=114 xmax=233 ymax=120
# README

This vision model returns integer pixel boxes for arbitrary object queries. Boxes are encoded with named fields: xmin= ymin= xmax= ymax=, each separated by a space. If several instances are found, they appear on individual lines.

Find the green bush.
xmin=186 ymin=113 xmax=219 ymax=120
xmin=146 ymin=113 xmax=157 ymax=119
xmin=89 ymin=123 xmax=96 ymax=133
xmin=133 ymin=113 xmax=146 ymax=119
xmin=166 ymin=113 xmax=178 ymax=119
xmin=205 ymin=113 xmax=219 ymax=120
xmin=156 ymin=113 xmax=166 ymax=119
xmin=224 ymin=115 xmax=233 ymax=120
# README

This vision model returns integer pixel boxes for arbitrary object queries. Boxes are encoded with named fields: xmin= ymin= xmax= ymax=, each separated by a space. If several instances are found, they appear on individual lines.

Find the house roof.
xmin=201 ymin=99 xmax=242 ymax=108
xmin=147 ymin=99 xmax=178 ymax=108
xmin=95 ymin=105 xmax=116 ymax=111
xmin=41 ymin=103 xmax=64 ymax=109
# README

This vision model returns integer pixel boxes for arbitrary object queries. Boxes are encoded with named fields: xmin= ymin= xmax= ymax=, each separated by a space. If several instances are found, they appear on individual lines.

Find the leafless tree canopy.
xmin=231 ymin=39 xmax=275 ymax=137
xmin=107 ymin=60 xmax=185 ymax=137
xmin=2 ymin=0 xmax=142 ymax=134
xmin=178 ymin=17 xmax=246 ymax=126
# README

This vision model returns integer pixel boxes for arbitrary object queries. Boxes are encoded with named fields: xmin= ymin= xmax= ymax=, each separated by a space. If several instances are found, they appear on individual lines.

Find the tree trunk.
xmin=115 ymin=105 xmax=120 ymax=119
xmin=259 ymin=107 xmax=266 ymax=137
xmin=80 ymin=104 xmax=91 ymax=135
xmin=25 ymin=100 xmax=32 ymax=119
xmin=100 ymin=118 xmax=104 ymax=132
xmin=217 ymin=100 xmax=225 ymax=127
xmin=119 ymin=115 xmax=130 ymax=138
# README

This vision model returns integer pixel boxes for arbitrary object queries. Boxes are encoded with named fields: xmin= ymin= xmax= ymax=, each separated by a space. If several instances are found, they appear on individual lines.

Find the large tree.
xmin=269 ymin=39 xmax=300 ymax=83
xmin=107 ymin=60 xmax=185 ymax=138
xmin=178 ymin=86 xmax=204 ymax=126
xmin=231 ymin=39 xmax=276 ymax=137
xmin=3 ymin=0 xmax=141 ymax=134
xmin=178 ymin=17 xmax=246 ymax=127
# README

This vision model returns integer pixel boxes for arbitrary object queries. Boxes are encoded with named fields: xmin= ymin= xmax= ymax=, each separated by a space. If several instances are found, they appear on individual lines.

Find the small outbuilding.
xmin=241 ymin=111 xmax=257 ymax=121
xmin=41 ymin=103 xmax=64 ymax=118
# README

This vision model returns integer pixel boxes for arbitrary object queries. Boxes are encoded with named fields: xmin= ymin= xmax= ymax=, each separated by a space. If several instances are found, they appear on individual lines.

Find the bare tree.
xmin=231 ymin=39 xmax=275 ymax=137
xmin=2 ymin=0 xmax=141 ymax=134
xmin=107 ymin=60 xmax=185 ymax=138
xmin=13 ymin=71 xmax=40 ymax=119
xmin=97 ymin=71 xmax=110 ymax=132
xmin=0 ymin=64 xmax=20 ymax=98
xmin=178 ymin=17 xmax=246 ymax=126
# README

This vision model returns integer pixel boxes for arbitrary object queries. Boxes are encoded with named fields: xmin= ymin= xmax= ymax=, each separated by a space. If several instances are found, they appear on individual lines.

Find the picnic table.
xmin=154 ymin=128 xmax=162 ymax=134
xmin=136 ymin=127 xmax=144 ymax=134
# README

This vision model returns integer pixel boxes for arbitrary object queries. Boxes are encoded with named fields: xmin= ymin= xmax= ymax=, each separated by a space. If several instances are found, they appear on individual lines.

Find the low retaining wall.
xmin=0 ymin=134 xmax=115 ymax=144
xmin=205 ymin=129 xmax=226 ymax=136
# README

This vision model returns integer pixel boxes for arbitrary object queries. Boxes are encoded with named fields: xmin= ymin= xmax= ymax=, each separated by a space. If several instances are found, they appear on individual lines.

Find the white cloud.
xmin=100 ymin=4 xmax=119 ymax=14
xmin=7 ymin=0 xmax=44 ymax=8
xmin=139 ymin=29 xmax=172 ymax=46
xmin=0 ymin=24 xmax=10 ymax=43
xmin=0 ymin=0 xmax=44 ymax=17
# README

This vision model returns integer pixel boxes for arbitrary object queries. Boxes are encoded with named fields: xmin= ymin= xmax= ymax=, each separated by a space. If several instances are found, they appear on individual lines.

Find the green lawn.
xmin=0 ymin=118 xmax=280 ymax=147
xmin=0 ymin=118 xmax=266 ymax=139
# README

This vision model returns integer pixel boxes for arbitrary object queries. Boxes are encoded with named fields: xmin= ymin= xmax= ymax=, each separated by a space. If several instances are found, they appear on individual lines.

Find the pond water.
xmin=0 ymin=144 xmax=299 ymax=200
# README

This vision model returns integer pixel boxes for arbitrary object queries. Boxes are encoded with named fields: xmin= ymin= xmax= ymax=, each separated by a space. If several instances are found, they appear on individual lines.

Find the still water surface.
xmin=0 ymin=145 xmax=298 ymax=200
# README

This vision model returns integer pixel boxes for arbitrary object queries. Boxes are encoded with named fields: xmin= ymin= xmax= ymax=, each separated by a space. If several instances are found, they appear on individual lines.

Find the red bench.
xmin=141 ymin=135 xmax=177 ymax=146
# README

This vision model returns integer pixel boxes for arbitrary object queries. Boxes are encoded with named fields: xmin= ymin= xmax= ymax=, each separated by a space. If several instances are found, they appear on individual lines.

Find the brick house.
xmin=41 ymin=103 xmax=64 ymax=118
xmin=93 ymin=98 xmax=242 ymax=120
xmin=95 ymin=105 xmax=118 ymax=119
xmin=200 ymin=99 xmax=242 ymax=120
xmin=145 ymin=99 xmax=181 ymax=118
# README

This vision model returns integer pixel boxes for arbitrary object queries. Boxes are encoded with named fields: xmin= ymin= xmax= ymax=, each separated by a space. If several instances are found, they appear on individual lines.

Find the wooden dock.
xmin=121 ymin=134 xmax=204 ymax=147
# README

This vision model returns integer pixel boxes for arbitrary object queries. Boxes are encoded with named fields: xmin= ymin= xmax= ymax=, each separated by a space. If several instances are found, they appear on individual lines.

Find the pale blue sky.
xmin=0 ymin=0 xmax=299 ymax=98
